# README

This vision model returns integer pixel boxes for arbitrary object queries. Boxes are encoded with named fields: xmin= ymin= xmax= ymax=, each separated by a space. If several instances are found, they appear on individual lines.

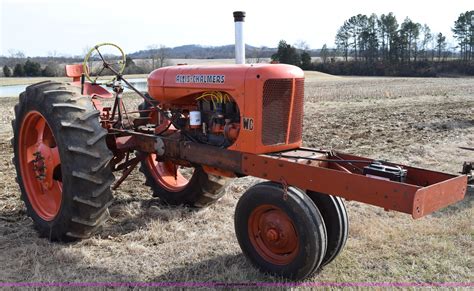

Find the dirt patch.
xmin=0 ymin=77 xmax=473 ymax=284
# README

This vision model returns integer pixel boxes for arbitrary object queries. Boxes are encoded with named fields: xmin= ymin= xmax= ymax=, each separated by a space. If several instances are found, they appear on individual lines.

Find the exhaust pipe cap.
xmin=233 ymin=11 xmax=245 ymax=22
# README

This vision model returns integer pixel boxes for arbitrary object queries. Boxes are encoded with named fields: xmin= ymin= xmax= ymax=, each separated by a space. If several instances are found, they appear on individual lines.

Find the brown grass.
xmin=0 ymin=75 xmax=473 ymax=284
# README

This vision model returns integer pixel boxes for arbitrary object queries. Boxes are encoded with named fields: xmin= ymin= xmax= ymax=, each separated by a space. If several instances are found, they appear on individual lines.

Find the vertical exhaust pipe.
xmin=233 ymin=11 xmax=246 ymax=64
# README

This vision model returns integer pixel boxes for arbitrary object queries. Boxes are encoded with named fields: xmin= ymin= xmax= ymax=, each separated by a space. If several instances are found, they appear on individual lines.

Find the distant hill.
xmin=0 ymin=44 xmax=322 ymax=67
xmin=129 ymin=44 xmax=321 ymax=60
xmin=129 ymin=44 xmax=276 ymax=59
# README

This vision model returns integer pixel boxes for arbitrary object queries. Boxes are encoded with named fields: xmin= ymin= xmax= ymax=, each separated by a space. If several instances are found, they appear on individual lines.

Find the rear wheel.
xmin=138 ymin=101 xmax=228 ymax=207
xmin=12 ymin=81 xmax=114 ymax=241
xmin=234 ymin=182 xmax=327 ymax=280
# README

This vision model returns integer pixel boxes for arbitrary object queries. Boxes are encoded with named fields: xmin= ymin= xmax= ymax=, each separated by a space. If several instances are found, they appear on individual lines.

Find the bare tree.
xmin=420 ymin=24 xmax=433 ymax=60
xmin=82 ymin=46 xmax=92 ymax=56
xmin=8 ymin=49 xmax=25 ymax=59
xmin=47 ymin=50 xmax=60 ymax=58
xmin=294 ymin=40 xmax=310 ymax=51
xmin=320 ymin=44 xmax=329 ymax=63
xmin=249 ymin=46 xmax=266 ymax=63
xmin=148 ymin=44 xmax=169 ymax=69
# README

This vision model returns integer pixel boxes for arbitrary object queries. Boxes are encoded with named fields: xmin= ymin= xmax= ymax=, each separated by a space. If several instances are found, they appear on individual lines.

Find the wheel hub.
xmin=259 ymin=210 xmax=297 ymax=254
xmin=249 ymin=204 xmax=299 ymax=265
xmin=18 ymin=111 xmax=62 ymax=221
xmin=266 ymin=228 xmax=279 ymax=241
xmin=32 ymin=142 xmax=57 ymax=189
xmin=33 ymin=151 xmax=46 ymax=181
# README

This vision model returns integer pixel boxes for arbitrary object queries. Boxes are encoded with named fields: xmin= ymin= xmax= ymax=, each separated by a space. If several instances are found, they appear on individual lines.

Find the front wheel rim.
xmin=248 ymin=204 xmax=299 ymax=265
xmin=18 ymin=111 xmax=62 ymax=221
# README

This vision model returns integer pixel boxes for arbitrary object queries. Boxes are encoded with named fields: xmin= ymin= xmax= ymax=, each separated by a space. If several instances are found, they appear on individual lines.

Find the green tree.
xmin=271 ymin=40 xmax=301 ymax=66
xmin=378 ymin=13 xmax=399 ymax=62
xmin=3 ymin=65 xmax=11 ymax=77
xmin=42 ymin=64 xmax=58 ymax=77
xmin=23 ymin=59 xmax=41 ymax=76
xmin=300 ymin=51 xmax=312 ymax=69
xmin=13 ymin=63 xmax=25 ymax=77
xmin=125 ymin=56 xmax=135 ymax=67
xmin=124 ymin=56 xmax=146 ymax=74
xmin=400 ymin=17 xmax=421 ymax=62
xmin=436 ymin=32 xmax=447 ymax=61
xmin=338 ymin=14 xmax=378 ymax=62
xmin=335 ymin=26 xmax=350 ymax=61
xmin=345 ymin=15 xmax=365 ymax=60
xmin=452 ymin=10 xmax=473 ymax=61
xmin=359 ymin=14 xmax=379 ymax=62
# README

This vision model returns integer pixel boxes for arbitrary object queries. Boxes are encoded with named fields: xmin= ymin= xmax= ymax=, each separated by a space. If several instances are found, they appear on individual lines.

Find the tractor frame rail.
xmin=242 ymin=149 xmax=467 ymax=219
xmin=108 ymin=132 xmax=467 ymax=219
xmin=138 ymin=137 xmax=466 ymax=219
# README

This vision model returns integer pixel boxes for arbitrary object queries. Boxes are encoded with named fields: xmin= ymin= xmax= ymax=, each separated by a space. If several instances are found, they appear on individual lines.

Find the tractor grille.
xmin=289 ymin=79 xmax=304 ymax=143
xmin=262 ymin=78 xmax=304 ymax=146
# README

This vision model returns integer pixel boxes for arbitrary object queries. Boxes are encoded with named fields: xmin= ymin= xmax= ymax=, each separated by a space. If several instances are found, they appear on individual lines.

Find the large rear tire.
xmin=234 ymin=182 xmax=328 ymax=280
xmin=138 ymin=101 xmax=228 ymax=208
xmin=12 ymin=81 xmax=114 ymax=241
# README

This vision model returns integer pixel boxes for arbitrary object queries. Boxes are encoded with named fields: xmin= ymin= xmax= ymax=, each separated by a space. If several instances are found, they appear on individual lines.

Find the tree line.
xmin=271 ymin=10 xmax=473 ymax=76
xmin=2 ymin=56 xmax=150 ymax=78
xmin=3 ymin=59 xmax=61 ymax=77
xmin=334 ymin=11 xmax=472 ymax=63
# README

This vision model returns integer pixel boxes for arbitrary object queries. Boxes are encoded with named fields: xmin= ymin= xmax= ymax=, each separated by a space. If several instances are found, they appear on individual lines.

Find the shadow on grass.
xmin=430 ymin=190 xmax=473 ymax=217
xmin=150 ymin=253 xmax=278 ymax=283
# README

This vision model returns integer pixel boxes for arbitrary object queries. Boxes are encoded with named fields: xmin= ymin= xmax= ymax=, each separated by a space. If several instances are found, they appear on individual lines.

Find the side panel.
xmin=239 ymin=65 xmax=304 ymax=154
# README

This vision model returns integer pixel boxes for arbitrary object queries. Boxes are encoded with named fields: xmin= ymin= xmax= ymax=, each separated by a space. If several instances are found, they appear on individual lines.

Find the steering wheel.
xmin=83 ymin=43 xmax=126 ymax=84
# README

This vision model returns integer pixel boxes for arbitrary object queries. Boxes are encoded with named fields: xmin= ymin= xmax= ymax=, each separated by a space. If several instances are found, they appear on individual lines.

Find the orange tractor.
xmin=12 ymin=12 xmax=467 ymax=280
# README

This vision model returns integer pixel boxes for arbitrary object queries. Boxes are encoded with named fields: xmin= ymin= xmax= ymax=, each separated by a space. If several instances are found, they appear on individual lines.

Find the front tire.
xmin=234 ymin=182 xmax=328 ymax=280
xmin=307 ymin=191 xmax=348 ymax=266
xmin=12 ymin=81 xmax=114 ymax=241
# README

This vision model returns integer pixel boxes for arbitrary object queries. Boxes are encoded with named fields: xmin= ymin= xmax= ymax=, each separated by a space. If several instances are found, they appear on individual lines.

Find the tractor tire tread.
xmin=91 ymin=178 xmax=114 ymax=198
xmin=71 ymin=210 xmax=109 ymax=227
xmin=60 ymin=121 xmax=95 ymax=133
xmin=90 ymin=156 xmax=112 ymax=173
xmin=67 ymin=146 xmax=100 ymax=158
xmin=87 ymin=131 xmax=107 ymax=146
xmin=79 ymin=110 xmax=100 ymax=121
xmin=52 ymin=103 xmax=86 ymax=112
xmin=12 ymin=82 xmax=114 ymax=241
xmin=72 ymin=170 xmax=107 ymax=184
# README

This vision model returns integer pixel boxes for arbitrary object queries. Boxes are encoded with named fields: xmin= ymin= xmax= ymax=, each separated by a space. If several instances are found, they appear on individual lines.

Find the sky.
xmin=0 ymin=0 xmax=472 ymax=57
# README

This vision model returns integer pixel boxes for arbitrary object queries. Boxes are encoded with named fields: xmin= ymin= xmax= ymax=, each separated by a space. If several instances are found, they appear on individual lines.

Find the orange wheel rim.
xmin=18 ymin=111 xmax=62 ymax=221
xmin=146 ymin=154 xmax=192 ymax=192
xmin=248 ymin=204 xmax=299 ymax=265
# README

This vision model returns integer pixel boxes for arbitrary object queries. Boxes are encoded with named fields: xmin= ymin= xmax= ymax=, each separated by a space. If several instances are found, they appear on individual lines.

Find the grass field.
xmin=0 ymin=73 xmax=472 ymax=285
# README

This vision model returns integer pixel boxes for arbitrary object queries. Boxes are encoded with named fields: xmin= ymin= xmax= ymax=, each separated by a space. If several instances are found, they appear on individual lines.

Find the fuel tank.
xmin=147 ymin=64 xmax=304 ymax=104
